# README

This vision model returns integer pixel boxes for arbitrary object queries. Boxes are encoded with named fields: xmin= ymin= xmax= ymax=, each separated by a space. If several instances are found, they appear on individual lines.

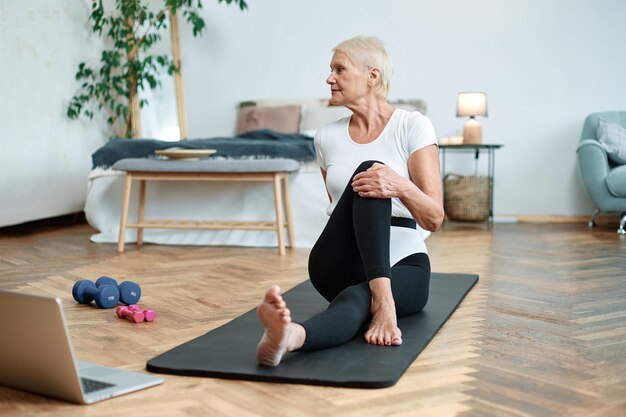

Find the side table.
xmin=439 ymin=144 xmax=503 ymax=225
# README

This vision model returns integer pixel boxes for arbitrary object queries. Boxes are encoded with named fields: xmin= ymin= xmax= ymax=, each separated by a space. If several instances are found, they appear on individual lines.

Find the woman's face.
xmin=326 ymin=51 xmax=369 ymax=106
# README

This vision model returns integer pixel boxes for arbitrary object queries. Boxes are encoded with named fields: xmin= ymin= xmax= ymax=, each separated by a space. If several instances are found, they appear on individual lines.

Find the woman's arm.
xmin=401 ymin=144 xmax=444 ymax=231
xmin=321 ymin=168 xmax=332 ymax=203
xmin=350 ymin=144 xmax=444 ymax=231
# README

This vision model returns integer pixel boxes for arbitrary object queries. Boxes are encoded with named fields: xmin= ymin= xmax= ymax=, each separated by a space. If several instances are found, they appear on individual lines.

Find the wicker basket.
xmin=444 ymin=174 xmax=490 ymax=222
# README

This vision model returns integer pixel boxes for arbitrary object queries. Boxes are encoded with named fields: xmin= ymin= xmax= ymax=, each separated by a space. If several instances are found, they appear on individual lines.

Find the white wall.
xmin=170 ymin=0 xmax=626 ymax=216
xmin=1 ymin=1 xmax=625 ymax=226
xmin=0 ymin=1 xmax=109 ymax=227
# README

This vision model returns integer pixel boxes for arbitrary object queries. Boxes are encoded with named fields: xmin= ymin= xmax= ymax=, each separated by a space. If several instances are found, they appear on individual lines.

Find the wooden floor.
xmin=0 ymin=221 xmax=625 ymax=416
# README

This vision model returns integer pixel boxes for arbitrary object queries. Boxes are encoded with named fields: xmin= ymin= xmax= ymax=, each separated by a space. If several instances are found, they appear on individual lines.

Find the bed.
xmin=85 ymin=99 xmax=428 ymax=249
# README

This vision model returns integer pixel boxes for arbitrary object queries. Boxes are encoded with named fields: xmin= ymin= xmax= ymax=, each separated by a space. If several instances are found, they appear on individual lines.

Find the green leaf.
xmin=68 ymin=0 xmax=248 ymax=134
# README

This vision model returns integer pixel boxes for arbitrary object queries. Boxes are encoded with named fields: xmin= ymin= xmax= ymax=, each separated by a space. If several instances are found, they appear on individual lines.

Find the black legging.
xmin=300 ymin=160 xmax=431 ymax=351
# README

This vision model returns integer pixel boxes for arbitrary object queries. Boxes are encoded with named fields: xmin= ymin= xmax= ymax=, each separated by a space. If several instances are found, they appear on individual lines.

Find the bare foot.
xmin=364 ymin=298 xmax=402 ymax=346
xmin=256 ymin=286 xmax=304 ymax=367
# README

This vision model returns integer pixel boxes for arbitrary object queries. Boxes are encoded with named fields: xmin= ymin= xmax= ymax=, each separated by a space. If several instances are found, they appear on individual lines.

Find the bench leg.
xmin=137 ymin=180 xmax=146 ymax=247
xmin=117 ymin=174 xmax=133 ymax=253
xmin=272 ymin=174 xmax=286 ymax=255
xmin=281 ymin=174 xmax=295 ymax=249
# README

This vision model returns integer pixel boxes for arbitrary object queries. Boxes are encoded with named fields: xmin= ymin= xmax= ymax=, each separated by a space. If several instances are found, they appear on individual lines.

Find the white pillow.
xmin=391 ymin=99 xmax=427 ymax=114
xmin=597 ymin=118 xmax=626 ymax=164
xmin=299 ymin=105 xmax=352 ymax=132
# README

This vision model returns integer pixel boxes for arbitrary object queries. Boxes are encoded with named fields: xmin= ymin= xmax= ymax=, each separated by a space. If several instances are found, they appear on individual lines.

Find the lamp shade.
xmin=456 ymin=92 xmax=488 ymax=118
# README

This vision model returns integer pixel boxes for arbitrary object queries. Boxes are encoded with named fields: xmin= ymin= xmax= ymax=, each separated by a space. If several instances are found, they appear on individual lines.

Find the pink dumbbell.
xmin=116 ymin=306 xmax=144 ymax=323
xmin=128 ymin=304 xmax=156 ymax=322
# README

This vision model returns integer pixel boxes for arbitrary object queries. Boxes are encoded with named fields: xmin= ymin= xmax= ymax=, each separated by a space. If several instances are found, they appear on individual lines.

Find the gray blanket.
xmin=92 ymin=129 xmax=315 ymax=169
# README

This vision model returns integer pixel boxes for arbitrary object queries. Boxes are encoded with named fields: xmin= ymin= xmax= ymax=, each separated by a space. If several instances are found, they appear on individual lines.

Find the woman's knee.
xmin=353 ymin=160 xmax=384 ymax=176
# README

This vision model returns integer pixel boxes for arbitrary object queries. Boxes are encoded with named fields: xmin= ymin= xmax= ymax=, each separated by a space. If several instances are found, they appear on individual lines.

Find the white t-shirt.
xmin=314 ymin=108 xmax=438 ymax=264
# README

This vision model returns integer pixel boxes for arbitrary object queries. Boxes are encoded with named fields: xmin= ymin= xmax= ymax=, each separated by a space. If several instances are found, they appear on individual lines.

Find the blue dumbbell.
xmin=95 ymin=276 xmax=141 ymax=305
xmin=72 ymin=280 xmax=120 ymax=309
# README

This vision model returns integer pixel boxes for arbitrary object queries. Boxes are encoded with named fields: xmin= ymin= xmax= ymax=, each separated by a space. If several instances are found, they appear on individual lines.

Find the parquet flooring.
xmin=0 ymin=221 xmax=624 ymax=416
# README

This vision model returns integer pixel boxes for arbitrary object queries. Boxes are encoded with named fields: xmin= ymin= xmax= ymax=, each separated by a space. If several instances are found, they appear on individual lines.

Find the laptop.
xmin=0 ymin=289 xmax=163 ymax=404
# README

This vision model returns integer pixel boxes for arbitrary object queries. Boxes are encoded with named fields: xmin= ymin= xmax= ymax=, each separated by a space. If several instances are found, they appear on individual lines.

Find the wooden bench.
xmin=112 ymin=158 xmax=301 ymax=255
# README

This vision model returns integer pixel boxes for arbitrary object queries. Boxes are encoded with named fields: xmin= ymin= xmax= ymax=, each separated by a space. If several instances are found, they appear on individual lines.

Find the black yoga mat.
xmin=147 ymin=273 xmax=478 ymax=388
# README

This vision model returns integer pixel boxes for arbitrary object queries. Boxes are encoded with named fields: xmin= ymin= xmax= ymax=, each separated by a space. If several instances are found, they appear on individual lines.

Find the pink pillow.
xmin=237 ymin=105 xmax=302 ymax=135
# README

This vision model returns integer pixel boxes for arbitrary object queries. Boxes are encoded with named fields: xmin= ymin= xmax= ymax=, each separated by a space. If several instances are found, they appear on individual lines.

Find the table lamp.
xmin=456 ymin=92 xmax=488 ymax=144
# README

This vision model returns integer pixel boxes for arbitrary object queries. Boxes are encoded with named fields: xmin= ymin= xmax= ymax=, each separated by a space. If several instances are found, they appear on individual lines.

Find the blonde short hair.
xmin=333 ymin=36 xmax=393 ymax=99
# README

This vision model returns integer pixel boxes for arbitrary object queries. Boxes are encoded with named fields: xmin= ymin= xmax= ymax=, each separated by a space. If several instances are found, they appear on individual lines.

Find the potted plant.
xmin=67 ymin=0 xmax=248 ymax=138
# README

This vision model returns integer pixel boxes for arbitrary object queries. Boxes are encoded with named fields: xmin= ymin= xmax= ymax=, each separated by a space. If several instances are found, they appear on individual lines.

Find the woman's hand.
xmin=350 ymin=144 xmax=444 ymax=231
xmin=351 ymin=163 xmax=413 ymax=199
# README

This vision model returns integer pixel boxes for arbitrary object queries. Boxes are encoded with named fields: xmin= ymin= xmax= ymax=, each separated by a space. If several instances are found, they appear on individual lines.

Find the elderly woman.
xmin=256 ymin=36 xmax=444 ymax=367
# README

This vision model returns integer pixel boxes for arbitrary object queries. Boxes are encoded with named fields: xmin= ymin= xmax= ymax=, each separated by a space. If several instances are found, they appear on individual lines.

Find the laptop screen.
xmin=0 ymin=290 xmax=85 ymax=403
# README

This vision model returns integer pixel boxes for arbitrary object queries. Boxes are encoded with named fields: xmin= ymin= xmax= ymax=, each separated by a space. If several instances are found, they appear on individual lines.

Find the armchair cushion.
xmin=606 ymin=165 xmax=626 ymax=197
xmin=597 ymin=118 xmax=626 ymax=164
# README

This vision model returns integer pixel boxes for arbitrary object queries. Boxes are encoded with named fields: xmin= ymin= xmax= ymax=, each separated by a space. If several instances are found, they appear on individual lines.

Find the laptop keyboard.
xmin=81 ymin=377 xmax=116 ymax=394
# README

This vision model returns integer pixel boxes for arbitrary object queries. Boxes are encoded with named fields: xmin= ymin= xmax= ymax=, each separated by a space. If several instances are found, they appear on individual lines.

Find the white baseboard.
xmin=493 ymin=216 xmax=518 ymax=223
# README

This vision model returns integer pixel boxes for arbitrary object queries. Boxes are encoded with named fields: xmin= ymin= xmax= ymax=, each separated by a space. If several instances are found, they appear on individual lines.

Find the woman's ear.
xmin=368 ymin=67 xmax=381 ymax=87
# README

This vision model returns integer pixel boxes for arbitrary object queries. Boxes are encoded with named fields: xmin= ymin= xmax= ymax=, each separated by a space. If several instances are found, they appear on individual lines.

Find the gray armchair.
xmin=577 ymin=111 xmax=626 ymax=234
